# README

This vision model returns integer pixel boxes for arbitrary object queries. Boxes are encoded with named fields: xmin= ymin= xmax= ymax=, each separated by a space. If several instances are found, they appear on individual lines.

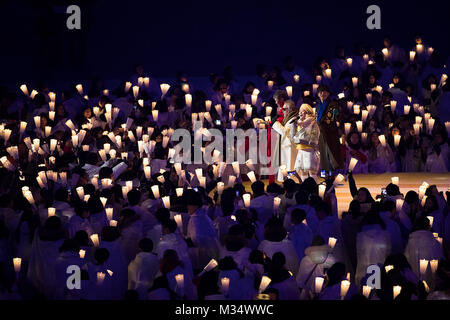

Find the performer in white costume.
xmin=291 ymin=104 xmax=320 ymax=182
xmin=271 ymin=100 xmax=298 ymax=181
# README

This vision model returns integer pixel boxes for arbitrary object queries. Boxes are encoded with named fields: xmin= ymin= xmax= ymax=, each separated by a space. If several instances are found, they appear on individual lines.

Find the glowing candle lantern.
xmin=259 ymin=276 xmax=271 ymax=293
xmin=391 ymin=176 xmax=399 ymax=185
xmin=273 ymin=197 xmax=281 ymax=211
xmin=319 ymin=184 xmax=326 ymax=199
xmin=393 ymin=285 xmax=402 ymax=299
xmin=286 ymin=86 xmax=293 ymax=98
xmin=315 ymin=276 xmax=324 ymax=294
xmin=48 ymin=207 xmax=55 ymax=217
xmin=378 ymin=135 xmax=386 ymax=147
xmin=20 ymin=84 xmax=29 ymax=96
xmin=174 ymin=214 xmax=183 ymax=230
xmin=13 ymin=257 xmax=22 ymax=274
xmin=185 ymin=94 xmax=192 ymax=107
xmin=394 ymin=135 xmax=401 ymax=147
xmin=151 ymin=185 xmax=160 ymax=199
xmin=247 ymin=171 xmax=257 ymax=183
xmin=344 ymin=123 xmax=351 ymax=135
xmin=76 ymin=84 xmax=83 ymax=95
xmin=328 ymin=237 xmax=337 ymax=249
xmin=90 ymin=234 xmax=99 ymax=247
xmin=132 ymin=86 xmax=139 ymax=98
xmin=162 ymin=196 xmax=171 ymax=209
xmin=349 ymin=158 xmax=358 ymax=172
xmin=160 ymin=83 xmax=170 ymax=96
xmin=340 ymin=280 xmax=350 ymax=299
xmin=419 ymin=259 xmax=429 ymax=276
xmin=217 ymin=182 xmax=225 ymax=195
xmin=363 ymin=285 xmax=372 ymax=298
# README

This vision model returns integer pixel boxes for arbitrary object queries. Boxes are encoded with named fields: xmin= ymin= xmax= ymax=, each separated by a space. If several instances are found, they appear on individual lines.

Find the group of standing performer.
xmin=269 ymin=85 xmax=344 ymax=182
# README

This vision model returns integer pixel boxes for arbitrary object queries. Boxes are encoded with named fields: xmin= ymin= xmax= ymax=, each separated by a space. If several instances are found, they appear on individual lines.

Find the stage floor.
xmin=243 ymin=173 xmax=450 ymax=216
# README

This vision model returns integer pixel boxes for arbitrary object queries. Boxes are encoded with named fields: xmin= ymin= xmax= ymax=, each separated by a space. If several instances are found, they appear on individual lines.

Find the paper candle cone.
xmin=106 ymin=207 xmax=113 ymax=221
xmin=333 ymin=174 xmax=345 ymax=186
xmin=203 ymin=259 xmax=218 ymax=272
xmin=340 ymin=280 xmax=350 ymax=299
xmin=273 ymin=197 xmax=281 ymax=211
xmin=48 ymin=207 xmax=56 ymax=217
xmin=97 ymin=272 xmax=105 ymax=285
xmin=243 ymin=193 xmax=251 ymax=208
xmin=227 ymin=175 xmax=236 ymax=187
xmin=259 ymin=276 xmax=271 ymax=293
xmin=185 ymin=94 xmax=192 ymax=107
xmin=349 ymin=158 xmax=358 ymax=172
xmin=362 ymin=285 xmax=372 ymax=298
xmin=328 ymin=237 xmax=337 ymax=249
xmin=247 ymin=171 xmax=257 ymax=183
xmin=217 ymin=182 xmax=225 ymax=195
xmin=76 ymin=84 xmax=83 ymax=95
xmin=315 ymin=276 xmax=324 ymax=294
xmin=286 ymin=86 xmax=293 ymax=97
xmin=419 ymin=259 xmax=429 ymax=276
xmin=90 ymin=234 xmax=99 ymax=247
xmin=344 ymin=123 xmax=351 ymax=135
xmin=174 ymin=214 xmax=183 ymax=230
xmin=347 ymin=58 xmax=353 ymax=68
xmin=393 ymin=285 xmax=401 ymax=299
xmin=151 ymin=185 xmax=160 ymax=199
xmin=221 ymin=277 xmax=230 ymax=294
xmin=430 ymin=260 xmax=438 ymax=273
xmin=13 ymin=257 xmax=22 ymax=273
xmin=391 ymin=176 xmax=399 ymax=185
xmin=144 ymin=166 xmax=151 ymax=180
xmin=394 ymin=135 xmax=401 ymax=147
xmin=109 ymin=220 xmax=117 ymax=227
xmin=79 ymin=249 xmax=86 ymax=259
xmin=318 ymin=184 xmax=326 ymax=199
xmin=162 ymin=196 xmax=171 ymax=209
xmin=175 ymin=274 xmax=184 ymax=289
xmin=427 ymin=215 xmax=434 ymax=227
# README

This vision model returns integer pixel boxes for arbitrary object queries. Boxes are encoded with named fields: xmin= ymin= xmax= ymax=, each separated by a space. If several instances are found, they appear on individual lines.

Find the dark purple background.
xmin=1 ymin=0 xmax=449 ymax=87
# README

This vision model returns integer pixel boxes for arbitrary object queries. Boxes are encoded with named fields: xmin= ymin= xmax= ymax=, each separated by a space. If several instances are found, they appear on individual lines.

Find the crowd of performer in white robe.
xmin=0 ymin=35 xmax=449 ymax=300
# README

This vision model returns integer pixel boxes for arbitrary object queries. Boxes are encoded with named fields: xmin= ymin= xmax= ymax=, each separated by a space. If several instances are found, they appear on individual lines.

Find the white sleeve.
xmin=272 ymin=121 xmax=284 ymax=135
